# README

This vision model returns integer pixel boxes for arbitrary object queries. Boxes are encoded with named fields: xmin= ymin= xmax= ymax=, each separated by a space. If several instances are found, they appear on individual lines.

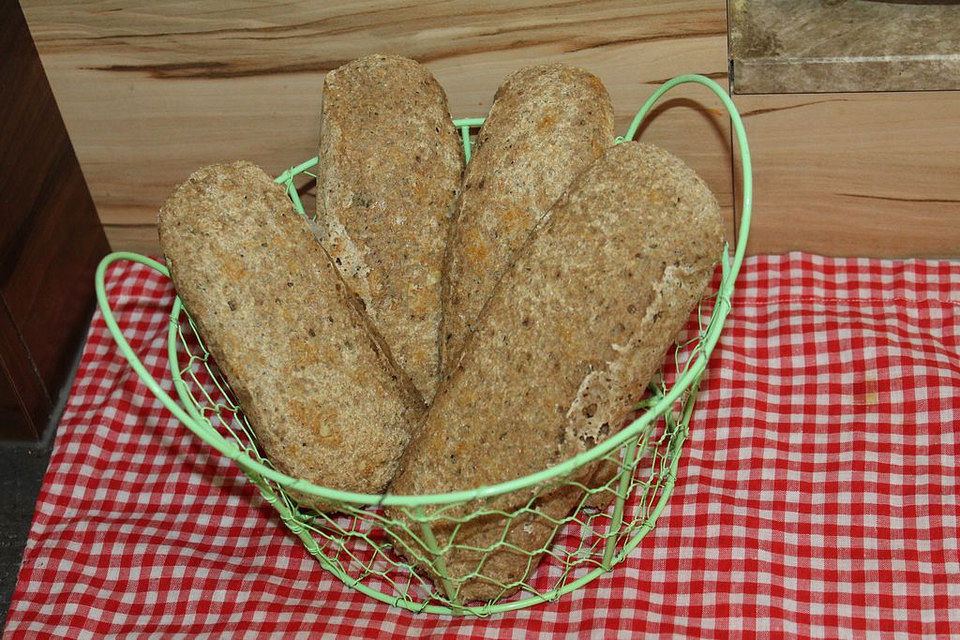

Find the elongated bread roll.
xmin=317 ymin=55 xmax=464 ymax=402
xmin=440 ymin=63 xmax=615 ymax=375
xmin=390 ymin=143 xmax=723 ymax=602
xmin=159 ymin=162 xmax=425 ymax=508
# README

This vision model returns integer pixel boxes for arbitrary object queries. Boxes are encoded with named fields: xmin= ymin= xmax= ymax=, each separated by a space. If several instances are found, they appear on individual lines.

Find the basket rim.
xmin=95 ymin=74 xmax=753 ymax=508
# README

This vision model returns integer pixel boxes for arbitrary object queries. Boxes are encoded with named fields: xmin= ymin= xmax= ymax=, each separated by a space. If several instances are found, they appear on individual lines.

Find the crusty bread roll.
xmin=159 ymin=161 xmax=425 ymax=509
xmin=440 ymin=63 xmax=615 ymax=375
xmin=317 ymin=55 xmax=464 ymax=402
xmin=389 ymin=142 xmax=724 ymax=602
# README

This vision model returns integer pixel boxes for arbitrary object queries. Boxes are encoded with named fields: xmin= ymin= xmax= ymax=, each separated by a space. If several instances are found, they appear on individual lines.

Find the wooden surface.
xmin=21 ymin=0 xmax=734 ymax=254
xmin=20 ymin=1 xmax=960 ymax=258
xmin=0 ymin=1 xmax=110 ymax=440
xmin=733 ymin=92 xmax=960 ymax=258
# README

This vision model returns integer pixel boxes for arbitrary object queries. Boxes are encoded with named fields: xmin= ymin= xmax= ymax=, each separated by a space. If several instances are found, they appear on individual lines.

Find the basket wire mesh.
xmin=94 ymin=75 xmax=752 ymax=616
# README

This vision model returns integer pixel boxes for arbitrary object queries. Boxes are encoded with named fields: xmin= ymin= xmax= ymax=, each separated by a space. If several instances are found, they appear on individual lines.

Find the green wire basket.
xmin=95 ymin=75 xmax=752 ymax=616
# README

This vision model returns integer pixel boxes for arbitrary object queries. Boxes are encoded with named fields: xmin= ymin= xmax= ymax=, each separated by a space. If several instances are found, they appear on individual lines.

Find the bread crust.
xmin=440 ymin=63 xmax=615 ymax=376
xmin=317 ymin=54 xmax=464 ymax=402
xmin=390 ymin=143 xmax=723 ymax=602
xmin=159 ymin=161 xmax=426 ymax=509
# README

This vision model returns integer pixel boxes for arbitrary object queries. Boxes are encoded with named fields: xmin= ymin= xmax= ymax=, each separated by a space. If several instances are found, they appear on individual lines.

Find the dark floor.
xmin=0 ymin=337 xmax=80 ymax=633
xmin=0 ymin=440 xmax=54 ymax=631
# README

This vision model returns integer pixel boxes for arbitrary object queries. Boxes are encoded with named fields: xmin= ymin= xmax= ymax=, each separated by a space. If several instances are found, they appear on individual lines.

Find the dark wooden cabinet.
xmin=0 ymin=0 xmax=110 ymax=440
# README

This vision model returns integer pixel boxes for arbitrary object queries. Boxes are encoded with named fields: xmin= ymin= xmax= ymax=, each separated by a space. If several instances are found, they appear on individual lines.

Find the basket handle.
xmin=94 ymin=252 xmax=243 ymax=459
xmin=622 ymin=74 xmax=753 ymax=285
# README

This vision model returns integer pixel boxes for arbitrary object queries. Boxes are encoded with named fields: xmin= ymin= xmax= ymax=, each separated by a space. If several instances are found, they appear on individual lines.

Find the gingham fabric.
xmin=5 ymin=252 xmax=960 ymax=639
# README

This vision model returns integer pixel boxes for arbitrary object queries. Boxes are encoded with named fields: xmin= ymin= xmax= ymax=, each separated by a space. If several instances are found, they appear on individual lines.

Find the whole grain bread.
xmin=439 ymin=63 xmax=614 ymax=375
xmin=389 ymin=143 xmax=723 ymax=602
xmin=158 ymin=161 xmax=426 ymax=509
xmin=317 ymin=55 xmax=464 ymax=402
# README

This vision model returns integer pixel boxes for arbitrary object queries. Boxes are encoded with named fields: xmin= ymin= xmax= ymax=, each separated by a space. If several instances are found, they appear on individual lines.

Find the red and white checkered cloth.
xmin=5 ymin=252 xmax=960 ymax=638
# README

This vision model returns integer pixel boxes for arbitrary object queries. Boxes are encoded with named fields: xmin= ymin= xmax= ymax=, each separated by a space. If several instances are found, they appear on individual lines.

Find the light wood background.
xmin=732 ymin=92 xmax=960 ymax=257
xmin=21 ymin=1 xmax=960 ymax=257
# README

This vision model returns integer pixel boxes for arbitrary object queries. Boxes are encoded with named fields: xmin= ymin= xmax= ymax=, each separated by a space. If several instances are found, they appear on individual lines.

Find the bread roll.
xmin=159 ymin=161 xmax=425 ymax=509
xmin=389 ymin=143 xmax=723 ymax=601
xmin=317 ymin=54 xmax=464 ymax=402
xmin=440 ymin=63 xmax=614 ymax=375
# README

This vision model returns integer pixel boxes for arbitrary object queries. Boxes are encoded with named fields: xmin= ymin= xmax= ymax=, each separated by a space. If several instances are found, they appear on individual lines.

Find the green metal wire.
xmin=93 ymin=74 xmax=752 ymax=615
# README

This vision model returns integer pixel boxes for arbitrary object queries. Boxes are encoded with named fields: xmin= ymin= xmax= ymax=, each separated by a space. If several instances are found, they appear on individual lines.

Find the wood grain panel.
xmin=21 ymin=0 xmax=734 ymax=254
xmin=733 ymin=92 xmax=960 ymax=258
xmin=0 ymin=300 xmax=47 ymax=441
xmin=1 ymin=0 xmax=110 ymax=440
xmin=0 ymin=363 xmax=35 ymax=440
